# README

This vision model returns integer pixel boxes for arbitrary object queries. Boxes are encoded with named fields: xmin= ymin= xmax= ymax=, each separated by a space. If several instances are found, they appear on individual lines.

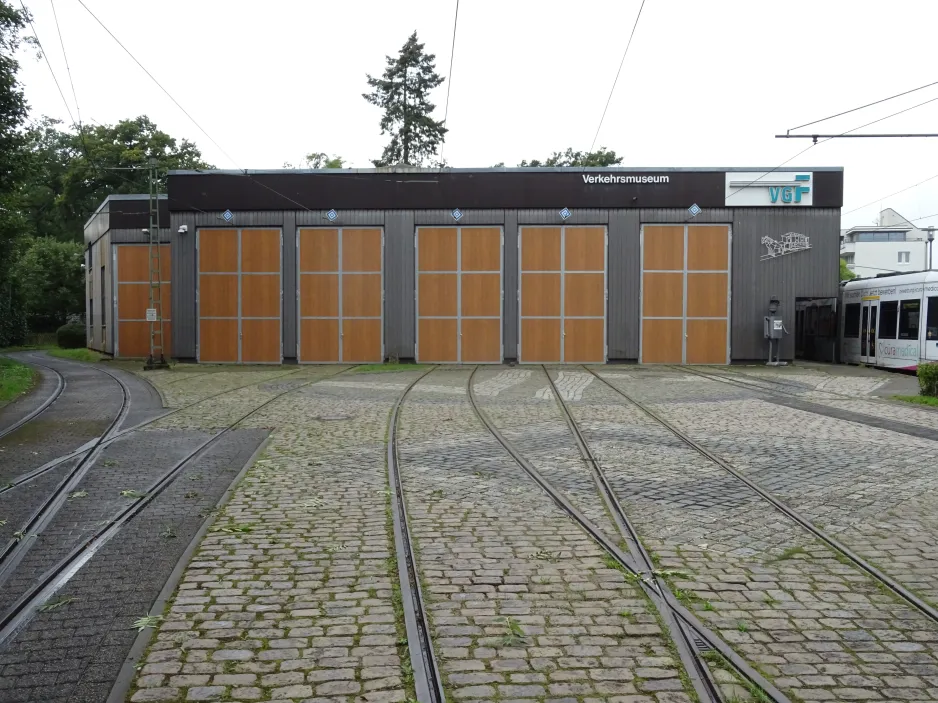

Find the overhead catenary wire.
xmin=19 ymin=0 xmax=75 ymax=127
xmin=779 ymin=94 xmax=938 ymax=142
xmin=788 ymin=79 xmax=938 ymax=133
xmin=589 ymin=0 xmax=646 ymax=153
xmin=844 ymin=173 xmax=938 ymax=216
xmin=438 ymin=0 xmax=459 ymax=166
xmin=48 ymin=0 xmax=80 ymax=128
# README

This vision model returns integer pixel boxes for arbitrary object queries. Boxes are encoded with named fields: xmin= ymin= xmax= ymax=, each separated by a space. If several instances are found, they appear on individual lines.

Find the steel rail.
xmin=0 ymin=365 xmax=359 ymax=645
xmin=387 ymin=366 xmax=446 ymax=703
xmin=0 ymin=357 xmax=66 ymax=442
xmin=466 ymin=366 xmax=789 ymax=703
xmin=586 ymin=367 xmax=938 ymax=628
xmin=541 ymin=366 xmax=725 ymax=703
xmin=0 ymin=365 xmax=315 ymax=498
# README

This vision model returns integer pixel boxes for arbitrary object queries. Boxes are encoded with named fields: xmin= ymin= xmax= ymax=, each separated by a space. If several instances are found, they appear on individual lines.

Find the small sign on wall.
xmin=145 ymin=308 xmax=158 ymax=322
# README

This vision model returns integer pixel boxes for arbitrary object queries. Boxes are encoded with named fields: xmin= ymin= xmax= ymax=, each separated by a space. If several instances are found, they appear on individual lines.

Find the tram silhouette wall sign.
xmin=761 ymin=232 xmax=811 ymax=261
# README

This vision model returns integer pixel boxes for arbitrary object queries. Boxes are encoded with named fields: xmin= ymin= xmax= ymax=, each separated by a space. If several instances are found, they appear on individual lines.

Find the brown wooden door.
xmin=115 ymin=245 xmax=171 ymax=358
xmin=198 ymin=228 xmax=282 ymax=363
xmin=640 ymin=224 xmax=729 ymax=364
xmin=298 ymin=228 xmax=383 ymax=362
xmin=416 ymin=227 xmax=502 ymax=363
xmin=520 ymin=226 xmax=605 ymax=363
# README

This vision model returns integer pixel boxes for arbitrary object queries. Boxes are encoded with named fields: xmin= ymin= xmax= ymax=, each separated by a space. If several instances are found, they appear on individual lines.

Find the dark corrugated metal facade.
xmin=87 ymin=168 xmax=843 ymax=363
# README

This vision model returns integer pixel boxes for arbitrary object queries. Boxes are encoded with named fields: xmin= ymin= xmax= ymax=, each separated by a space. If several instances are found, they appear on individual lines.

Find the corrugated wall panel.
xmin=414 ymin=210 xmax=506 ymax=225
xmin=282 ymin=212 xmax=297 ymax=360
xmin=83 ymin=202 xmax=109 ymax=244
xmin=517 ymin=209 xmax=609 ymax=225
xmin=384 ymin=211 xmax=416 ymax=359
xmin=108 ymin=229 xmax=171 ymax=244
xmin=731 ymin=208 xmax=840 ymax=361
xmin=295 ymin=210 xmax=384 ymax=226
xmin=639 ymin=208 xmax=734 ymax=223
xmin=171 ymin=213 xmax=198 ymax=358
xmin=504 ymin=211 xmax=518 ymax=360
xmin=608 ymin=210 xmax=640 ymax=359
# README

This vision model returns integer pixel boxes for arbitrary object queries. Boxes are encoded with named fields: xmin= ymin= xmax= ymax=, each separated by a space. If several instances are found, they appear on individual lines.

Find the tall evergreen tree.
xmin=363 ymin=32 xmax=446 ymax=167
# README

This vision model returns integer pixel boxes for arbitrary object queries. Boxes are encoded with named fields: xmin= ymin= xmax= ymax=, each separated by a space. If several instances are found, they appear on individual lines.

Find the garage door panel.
xmin=521 ymin=319 xmax=561 ymax=362
xmin=242 ymin=319 xmax=281 ymax=362
xmin=642 ymin=273 xmax=684 ymax=318
xmin=300 ymin=319 xmax=339 ymax=362
xmin=118 ymin=283 xmax=171 ymax=319
xmin=419 ymin=229 xmax=458 ymax=271
xmin=200 ymin=319 xmax=239 ymax=362
xmin=687 ymin=274 xmax=728 ymax=318
xmin=461 ymin=228 xmax=501 ymax=271
xmin=686 ymin=319 xmax=727 ymax=364
xmin=564 ymin=227 xmax=605 ymax=271
xmin=419 ymin=319 xmax=458 ymax=362
xmin=461 ymin=319 xmax=500 ymax=362
xmin=117 ymin=322 xmax=172 ymax=359
xmin=117 ymin=245 xmax=171 ymax=281
xmin=521 ymin=273 xmax=560 ymax=317
xmin=299 ymin=229 xmax=338 ymax=272
xmin=521 ymin=228 xmax=561 ymax=271
xmin=564 ymin=319 xmax=604 ymax=363
xmin=418 ymin=274 xmax=457 ymax=317
xmin=643 ymin=226 xmax=685 ymax=271
xmin=342 ymin=319 xmax=382 ymax=362
xmin=343 ymin=274 xmax=382 ymax=318
xmin=342 ymin=229 xmax=382 ymax=272
xmin=300 ymin=274 xmax=338 ymax=317
xmin=242 ymin=275 xmax=280 ymax=318
xmin=687 ymin=226 xmax=729 ymax=271
xmin=241 ymin=229 xmax=281 ymax=272
xmin=199 ymin=275 xmax=239 ymax=317
xmin=642 ymin=319 xmax=683 ymax=363
xmin=564 ymin=274 xmax=604 ymax=317
xmin=461 ymin=274 xmax=500 ymax=317
xmin=199 ymin=230 xmax=239 ymax=272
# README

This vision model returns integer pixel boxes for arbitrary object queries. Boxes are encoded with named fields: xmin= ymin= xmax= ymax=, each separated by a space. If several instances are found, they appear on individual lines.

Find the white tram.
xmin=841 ymin=271 xmax=938 ymax=370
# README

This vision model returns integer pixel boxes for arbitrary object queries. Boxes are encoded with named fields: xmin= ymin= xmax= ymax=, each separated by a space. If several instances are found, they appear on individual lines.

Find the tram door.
xmin=860 ymin=299 xmax=878 ymax=364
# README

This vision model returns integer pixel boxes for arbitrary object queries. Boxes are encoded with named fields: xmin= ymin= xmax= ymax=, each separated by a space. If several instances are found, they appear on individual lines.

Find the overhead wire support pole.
xmin=777 ymin=133 xmax=938 ymax=142
xmin=144 ymin=158 xmax=169 ymax=370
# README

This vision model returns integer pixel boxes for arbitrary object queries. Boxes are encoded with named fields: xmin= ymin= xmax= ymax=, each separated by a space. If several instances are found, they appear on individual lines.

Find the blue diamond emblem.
xmin=222 ymin=209 xmax=233 ymax=222
xmin=688 ymin=203 xmax=701 ymax=217
xmin=560 ymin=207 xmax=571 ymax=220
xmin=326 ymin=209 xmax=338 ymax=222
xmin=451 ymin=208 xmax=463 ymax=221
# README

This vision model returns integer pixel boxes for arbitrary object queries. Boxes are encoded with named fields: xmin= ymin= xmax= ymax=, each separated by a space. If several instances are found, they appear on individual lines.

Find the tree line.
xmin=0 ymin=6 xmax=620 ymax=345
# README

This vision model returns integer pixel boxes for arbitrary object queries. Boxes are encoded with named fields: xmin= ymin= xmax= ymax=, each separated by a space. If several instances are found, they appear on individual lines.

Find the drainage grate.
xmin=692 ymin=635 xmax=713 ymax=653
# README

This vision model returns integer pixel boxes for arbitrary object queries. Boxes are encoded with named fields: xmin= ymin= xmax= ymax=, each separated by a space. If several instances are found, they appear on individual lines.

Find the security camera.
xmin=178 ymin=225 xmax=188 ymax=234
xmin=142 ymin=228 xmax=149 ymax=234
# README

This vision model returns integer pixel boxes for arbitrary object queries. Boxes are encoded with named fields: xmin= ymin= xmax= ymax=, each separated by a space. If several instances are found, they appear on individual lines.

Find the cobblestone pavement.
xmin=127 ymin=368 xmax=424 ymax=703
xmin=399 ymin=367 xmax=693 ymax=702
xmin=581 ymin=367 xmax=938 ymax=702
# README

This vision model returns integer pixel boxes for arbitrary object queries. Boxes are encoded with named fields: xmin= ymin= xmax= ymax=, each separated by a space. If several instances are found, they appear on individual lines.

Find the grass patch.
xmin=47 ymin=348 xmax=103 ymax=362
xmin=893 ymin=394 xmax=938 ymax=407
xmin=352 ymin=363 xmax=430 ymax=374
xmin=767 ymin=545 xmax=807 ymax=562
xmin=0 ymin=357 xmax=36 ymax=406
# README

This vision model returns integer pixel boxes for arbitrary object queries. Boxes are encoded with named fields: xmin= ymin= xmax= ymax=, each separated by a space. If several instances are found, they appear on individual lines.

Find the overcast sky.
xmin=16 ymin=0 xmax=938 ymax=229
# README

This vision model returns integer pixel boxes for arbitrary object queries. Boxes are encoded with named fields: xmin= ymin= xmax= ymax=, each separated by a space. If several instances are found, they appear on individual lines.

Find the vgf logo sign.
xmin=769 ymin=174 xmax=811 ymax=204
xmin=724 ymin=172 xmax=814 ymax=207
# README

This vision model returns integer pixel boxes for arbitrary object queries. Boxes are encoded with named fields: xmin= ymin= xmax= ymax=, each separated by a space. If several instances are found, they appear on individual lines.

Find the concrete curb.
xmin=105 ymin=432 xmax=272 ymax=703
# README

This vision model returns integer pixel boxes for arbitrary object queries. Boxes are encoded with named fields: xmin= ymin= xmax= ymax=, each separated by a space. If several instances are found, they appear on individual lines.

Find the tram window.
xmin=844 ymin=303 xmax=861 ymax=338
xmin=878 ymin=301 xmax=898 ymax=340
xmin=927 ymin=297 xmax=938 ymax=340
xmin=899 ymin=300 xmax=920 ymax=339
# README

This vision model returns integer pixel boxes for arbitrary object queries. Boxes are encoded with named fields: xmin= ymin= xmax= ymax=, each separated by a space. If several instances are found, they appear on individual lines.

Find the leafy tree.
xmin=363 ymin=31 xmax=446 ymax=167
xmin=284 ymin=152 xmax=345 ymax=169
xmin=519 ymin=147 xmax=623 ymax=167
xmin=13 ymin=237 xmax=85 ymax=332
xmin=840 ymin=259 xmax=856 ymax=281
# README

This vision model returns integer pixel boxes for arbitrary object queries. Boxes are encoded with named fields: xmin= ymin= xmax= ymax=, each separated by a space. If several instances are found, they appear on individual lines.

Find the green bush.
xmin=918 ymin=363 xmax=938 ymax=397
xmin=56 ymin=323 xmax=86 ymax=349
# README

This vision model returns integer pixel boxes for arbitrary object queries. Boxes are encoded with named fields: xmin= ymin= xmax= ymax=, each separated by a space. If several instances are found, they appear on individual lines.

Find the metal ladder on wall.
xmin=145 ymin=157 xmax=169 ymax=370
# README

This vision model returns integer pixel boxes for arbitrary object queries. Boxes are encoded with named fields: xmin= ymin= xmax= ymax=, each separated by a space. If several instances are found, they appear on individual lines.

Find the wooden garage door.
xmin=640 ymin=224 xmax=730 ymax=364
xmin=198 ymin=228 xmax=282 ymax=363
xmin=114 ymin=245 xmax=171 ymax=358
xmin=416 ymin=227 xmax=502 ymax=363
xmin=519 ymin=226 xmax=606 ymax=363
xmin=298 ymin=228 xmax=383 ymax=363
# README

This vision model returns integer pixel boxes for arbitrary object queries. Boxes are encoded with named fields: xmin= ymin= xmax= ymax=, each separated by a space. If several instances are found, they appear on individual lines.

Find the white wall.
xmin=849 ymin=240 xmax=929 ymax=278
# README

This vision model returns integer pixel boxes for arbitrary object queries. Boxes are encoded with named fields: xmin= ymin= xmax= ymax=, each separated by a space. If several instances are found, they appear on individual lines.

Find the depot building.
xmin=84 ymin=166 xmax=843 ymax=365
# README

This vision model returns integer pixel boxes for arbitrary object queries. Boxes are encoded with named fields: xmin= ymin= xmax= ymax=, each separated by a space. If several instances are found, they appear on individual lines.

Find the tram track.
xmin=387 ymin=366 xmax=446 ymax=703
xmin=0 ymin=365 xmax=357 ymax=645
xmin=584 ymin=366 xmax=938 ymax=629
xmin=466 ymin=365 xmax=789 ymax=703
xmin=0 ymin=364 xmax=313 ymax=499
xmin=0 ymin=356 xmax=66 ymax=442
